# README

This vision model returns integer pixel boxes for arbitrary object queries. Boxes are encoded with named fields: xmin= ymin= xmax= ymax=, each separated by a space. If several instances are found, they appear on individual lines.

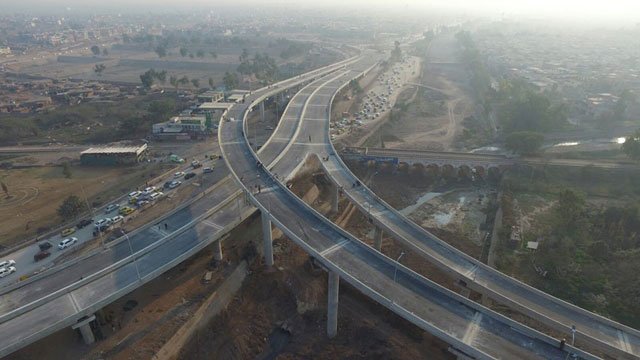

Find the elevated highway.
xmin=0 ymin=55 xmax=362 ymax=357
xmin=220 ymin=53 xmax=596 ymax=359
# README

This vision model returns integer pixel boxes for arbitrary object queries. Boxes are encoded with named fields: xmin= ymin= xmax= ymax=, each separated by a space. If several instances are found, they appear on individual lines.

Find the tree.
xmin=155 ymin=45 xmax=167 ymax=58
xmin=90 ymin=45 xmax=100 ymax=56
xmin=196 ymin=49 xmax=205 ymax=58
xmin=622 ymin=130 xmax=640 ymax=161
xmin=179 ymin=47 xmax=188 ymax=57
xmin=209 ymin=51 xmax=218 ymax=58
xmin=140 ymin=69 xmax=155 ymax=89
xmin=169 ymin=75 xmax=178 ymax=91
xmin=62 ymin=162 xmax=72 ymax=179
xmin=178 ymin=76 xmax=190 ymax=87
xmin=223 ymin=71 xmax=239 ymax=90
xmin=57 ymin=195 xmax=85 ymax=220
xmin=102 ymin=48 xmax=108 ymax=56
xmin=614 ymin=90 xmax=636 ymax=122
xmin=239 ymin=48 xmax=250 ymax=63
xmin=555 ymin=189 xmax=586 ymax=233
xmin=1 ymin=182 xmax=8 ymax=198
xmin=122 ymin=34 xmax=131 ymax=43
xmin=155 ymin=70 xmax=167 ymax=84
xmin=505 ymin=131 xmax=544 ymax=155
xmin=191 ymin=78 xmax=200 ymax=88
xmin=93 ymin=64 xmax=106 ymax=76
xmin=148 ymin=99 xmax=175 ymax=119
xmin=189 ymin=53 xmax=195 ymax=59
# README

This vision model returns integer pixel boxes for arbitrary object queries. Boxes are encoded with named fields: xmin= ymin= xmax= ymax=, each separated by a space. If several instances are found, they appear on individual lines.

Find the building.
xmin=152 ymin=115 xmax=208 ymax=140
xmin=0 ymin=47 xmax=11 ymax=56
xmin=197 ymin=90 xmax=224 ymax=103
xmin=80 ymin=144 xmax=148 ymax=166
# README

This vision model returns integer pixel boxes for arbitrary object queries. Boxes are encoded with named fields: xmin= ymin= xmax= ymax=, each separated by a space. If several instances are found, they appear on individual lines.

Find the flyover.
xmin=0 ymin=54 xmax=362 ymax=357
xmin=220 ymin=53 xmax=596 ymax=359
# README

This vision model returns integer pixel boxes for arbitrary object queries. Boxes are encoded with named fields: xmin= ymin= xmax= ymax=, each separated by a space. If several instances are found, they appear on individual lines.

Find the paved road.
xmin=221 ymin=54 xmax=595 ymax=360
xmin=0 ymin=56 xmax=361 ymax=357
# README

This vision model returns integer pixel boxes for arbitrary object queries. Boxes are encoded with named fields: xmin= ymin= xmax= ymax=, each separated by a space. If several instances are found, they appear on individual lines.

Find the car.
xmin=0 ymin=266 xmax=16 ymax=278
xmin=105 ymin=203 xmax=120 ymax=213
xmin=149 ymin=192 xmax=163 ymax=200
xmin=111 ymin=215 xmax=124 ymax=223
xmin=191 ymin=160 xmax=202 ymax=169
xmin=76 ymin=218 xmax=93 ymax=229
xmin=184 ymin=172 xmax=196 ymax=180
xmin=58 ymin=237 xmax=78 ymax=250
xmin=38 ymin=242 xmax=52 ymax=251
xmin=96 ymin=224 xmax=111 ymax=233
xmin=174 ymin=171 xmax=185 ymax=178
xmin=119 ymin=206 xmax=135 ymax=215
xmin=142 ymin=186 xmax=157 ymax=195
xmin=95 ymin=218 xmax=113 ymax=228
xmin=137 ymin=200 xmax=150 ymax=207
xmin=34 ymin=251 xmax=50 ymax=262
xmin=128 ymin=191 xmax=142 ymax=198
xmin=163 ymin=180 xmax=173 ymax=189
xmin=168 ymin=180 xmax=181 ymax=189
xmin=0 ymin=260 xmax=16 ymax=268
xmin=203 ymin=167 xmax=213 ymax=174
xmin=61 ymin=227 xmax=76 ymax=237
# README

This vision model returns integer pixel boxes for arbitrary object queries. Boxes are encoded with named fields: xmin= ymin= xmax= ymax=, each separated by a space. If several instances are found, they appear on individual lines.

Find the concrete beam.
xmin=327 ymin=271 xmax=340 ymax=338
xmin=262 ymin=212 xmax=273 ymax=267
xmin=260 ymin=101 xmax=265 ymax=122
xmin=72 ymin=315 xmax=96 ymax=345
xmin=373 ymin=226 xmax=383 ymax=251
xmin=213 ymin=240 xmax=223 ymax=261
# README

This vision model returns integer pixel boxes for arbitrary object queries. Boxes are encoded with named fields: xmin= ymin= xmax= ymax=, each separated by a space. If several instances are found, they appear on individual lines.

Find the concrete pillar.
xmin=260 ymin=101 xmax=265 ymax=122
xmin=72 ymin=315 xmax=96 ymax=345
xmin=327 ymin=271 xmax=340 ymax=338
xmin=331 ymin=185 xmax=339 ymax=213
xmin=373 ymin=226 xmax=383 ymax=251
xmin=213 ymin=240 xmax=223 ymax=261
xmin=262 ymin=212 xmax=273 ymax=267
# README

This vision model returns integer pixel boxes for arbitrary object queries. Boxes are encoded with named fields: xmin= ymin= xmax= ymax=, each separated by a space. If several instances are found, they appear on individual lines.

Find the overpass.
xmin=342 ymin=146 xmax=639 ymax=172
xmin=220 ymin=53 xmax=597 ymax=359
xmin=0 ymin=55 xmax=362 ymax=357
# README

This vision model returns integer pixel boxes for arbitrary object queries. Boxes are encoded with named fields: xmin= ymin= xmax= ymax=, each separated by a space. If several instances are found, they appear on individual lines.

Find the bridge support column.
xmin=72 ymin=315 xmax=96 ymax=345
xmin=331 ymin=185 xmax=339 ymax=213
xmin=373 ymin=226 xmax=383 ymax=251
xmin=327 ymin=271 xmax=340 ymax=338
xmin=260 ymin=101 xmax=265 ymax=122
xmin=262 ymin=212 xmax=273 ymax=267
xmin=213 ymin=240 xmax=223 ymax=261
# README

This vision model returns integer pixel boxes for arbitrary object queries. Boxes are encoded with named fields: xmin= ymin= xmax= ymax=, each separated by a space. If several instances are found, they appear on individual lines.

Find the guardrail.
xmin=218 ymin=58 xmax=598 ymax=360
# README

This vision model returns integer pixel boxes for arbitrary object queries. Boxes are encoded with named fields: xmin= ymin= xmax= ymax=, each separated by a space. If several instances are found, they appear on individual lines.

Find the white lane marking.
xmin=465 ymin=265 xmax=479 ymax=279
xmin=151 ymin=227 xmax=169 ymax=236
xmin=202 ymin=220 xmax=223 ymax=231
xmin=293 ymin=142 xmax=328 ymax=146
xmin=320 ymin=240 xmax=350 ymax=256
xmin=462 ymin=312 xmax=483 ymax=345
xmin=617 ymin=329 xmax=632 ymax=354
xmin=69 ymin=292 xmax=81 ymax=312
xmin=221 ymin=141 xmax=245 ymax=145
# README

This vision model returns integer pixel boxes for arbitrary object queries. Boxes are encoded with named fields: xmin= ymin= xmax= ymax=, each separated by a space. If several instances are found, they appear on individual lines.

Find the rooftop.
xmin=81 ymin=143 xmax=147 ymax=155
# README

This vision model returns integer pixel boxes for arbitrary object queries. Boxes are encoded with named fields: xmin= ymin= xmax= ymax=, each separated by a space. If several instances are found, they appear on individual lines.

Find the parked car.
xmin=105 ymin=203 xmax=120 ymax=213
xmin=142 ymin=186 xmax=157 ymax=195
xmin=38 ymin=242 xmax=52 ymax=251
xmin=0 ymin=266 xmax=16 ymax=278
xmin=61 ymin=227 xmax=76 ymax=237
xmin=0 ymin=260 xmax=16 ymax=268
xmin=203 ymin=167 xmax=213 ymax=174
xmin=58 ymin=237 xmax=78 ymax=250
xmin=184 ymin=172 xmax=196 ymax=180
xmin=163 ymin=180 xmax=173 ymax=189
xmin=191 ymin=160 xmax=202 ymax=169
xmin=34 ymin=251 xmax=51 ymax=262
xmin=111 ymin=215 xmax=124 ymax=224
xmin=76 ymin=218 xmax=93 ymax=229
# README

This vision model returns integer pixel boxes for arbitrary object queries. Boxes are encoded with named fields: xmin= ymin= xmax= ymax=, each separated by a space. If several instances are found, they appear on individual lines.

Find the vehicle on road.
xmin=170 ymin=154 xmax=185 ymax=163
xmin=203 ymin=167 xmax=213 ymax=174
xmin=191 ymin=160 xmax=202 ymax=169
xmin=58 ymin=237 xmax=78 ymax=250
xmin=0 ymin=266 xmax=16 ymax=278
xmin=61 ymin=227 xmax=76 ymax=237
xmin=128 ymin=191 xmax=142 ymax=198
xmin=174 ymin=171 xmax=185 ymax=178
xmin=76 ymin=218 xmax=93 ymax=229
xmin=137 ymin=200 xmax=150 ymax=207
xmin=38 ymin=242 xmax=52 ymax=251
xmin=34 ymin=251 xmax=50 ymax=262
xmin=105 ymin=203 xmax=120 ymax=213
xmin=142 ymin=186 xmax=157 ymax=195
xmin=119 ymin=206 xmax=135 ymax=215
xmin=168 ymin=180 xmax=181 ymax=189
xmin=184 ymin=172 xmax=196 ymax=180
xmin=95 ymin=218 xmax=113 ymax=228
xmin=0 ymin=260 xmax=16 ymax=268
xmin=163 ymin=180 xmax=173 ymax=189
xmin=111 ymin=215 xmax=124 ymax=224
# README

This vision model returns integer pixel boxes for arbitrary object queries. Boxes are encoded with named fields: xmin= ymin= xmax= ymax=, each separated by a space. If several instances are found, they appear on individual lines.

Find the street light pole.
xmin=125 ymin=233 xmax=141 ymax=280
xmin=393 ymin=251 xmax=405 ymax=283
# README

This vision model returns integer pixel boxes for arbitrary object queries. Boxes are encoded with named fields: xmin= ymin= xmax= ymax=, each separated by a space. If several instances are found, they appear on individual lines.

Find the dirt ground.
xmin=0 ymin=162 xmax=171 ymax=248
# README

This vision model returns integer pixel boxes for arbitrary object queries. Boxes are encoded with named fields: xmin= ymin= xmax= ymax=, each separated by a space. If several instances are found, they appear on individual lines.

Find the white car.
xmin=0 ymin=260 xmax=16 ymax=268
xmin=111 ymin=215 xmax=124 ymax=224
xmin=149 ymin=191 xmax=164 ymax=200
xmin=0 ymin=266 xmax=16 ymax=278
xmin=128 ymin=191 xmax=142 ymax=198
xmin=168 ymin=180 xmax=181 ymax=189
xmin=58 ymin=237 xmax=78 ymax=250
xmin=105 ymin=203 xmax=120 ymax=213
xmin=174 ymin=171 xmax=185 ymax=178
xmin=142 ymin=186 xmax=157 ymax=195
xmin=95 ymin=218 xmax=113 ymax=228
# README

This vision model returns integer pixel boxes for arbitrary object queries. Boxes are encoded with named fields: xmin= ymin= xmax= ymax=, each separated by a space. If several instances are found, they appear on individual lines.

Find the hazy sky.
xmin=3 ymin=0 xmax=640 ymax=24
